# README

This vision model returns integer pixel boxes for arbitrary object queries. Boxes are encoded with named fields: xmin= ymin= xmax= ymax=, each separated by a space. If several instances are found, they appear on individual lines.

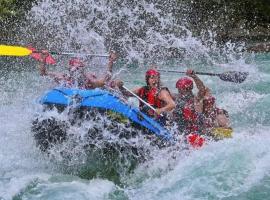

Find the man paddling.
xmin=119 ymin=69 xmax=176 ymax=124
xmin=198 ymin=96 xmax=232 ymax=139
xmin=38 ymin=50 xmax=117 ymax=89
xmin=173 ymin=69 xmax=232 ymax=145
xmin=172 ymin=69 xmax=213 ymax=147
xmin=172 ymin=69 xmax=209 ymax=135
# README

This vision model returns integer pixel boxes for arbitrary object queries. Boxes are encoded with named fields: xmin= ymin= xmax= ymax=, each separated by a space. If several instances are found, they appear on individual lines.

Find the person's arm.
xmin=121 ymin=86 xmax=141 ymax=97
xmin=107 ymin=51 xmax=117 ymax=73
xmin=104 ymin=51 xmax=118 ymax=82
xmin=156 ymin=89 xmax=176 ymax=115
xmin=39 ymin=51 xmax=65 ymax=82
xmin=113 ymin=80 xmax=141 ymax=97
xmin=87 ymin=78 xmax=106 ymax=88
xmin=39 ymin=51 xmax=49 ymax=76
xmin=186 ymin=69 xmax=208 ymax=100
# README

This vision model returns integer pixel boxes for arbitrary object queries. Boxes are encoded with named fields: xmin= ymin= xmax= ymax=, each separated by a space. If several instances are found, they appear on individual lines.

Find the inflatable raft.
xmin=32 ymin=87 xmax=173 ymax=153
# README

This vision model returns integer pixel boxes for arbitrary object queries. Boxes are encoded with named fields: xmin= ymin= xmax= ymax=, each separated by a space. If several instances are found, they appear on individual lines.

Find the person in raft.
xmin=172 ymin=69 xmax=232 ymax=142
xmin=172 ymin=69 xmax=209 ymax=135
xmin=198 ymin=95 xmax=232 ymax=140
xmin=119 ymin=69 xmax=176 ymax=124
xmin=38 ymin=50 xmax=118 ymax=89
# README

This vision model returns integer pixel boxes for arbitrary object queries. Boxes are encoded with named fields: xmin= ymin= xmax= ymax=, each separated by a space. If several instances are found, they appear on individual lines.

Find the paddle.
xmin=0 ymin=45 xmax=109 ymax=57
xmin=157 ymin=69 xmax=248 ymax=83
xmin=122 ymin=85 xmax=163 ymax=117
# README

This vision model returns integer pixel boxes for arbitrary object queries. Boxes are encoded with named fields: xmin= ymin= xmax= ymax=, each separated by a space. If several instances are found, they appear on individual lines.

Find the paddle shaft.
xmin=33 ymin=51 xmax=109 ymax=57
xmin=157 ymin=69 xmax=219 ymax=76
xmin=0 ymin=45 xmax=109 ymax=57
xmin=50 ymin=52 xmax=109 ymax=57
xmin=122 ymin=86 xmax=163 ymax=116
xmin=157 ymin=69 xmax=248 ymax=83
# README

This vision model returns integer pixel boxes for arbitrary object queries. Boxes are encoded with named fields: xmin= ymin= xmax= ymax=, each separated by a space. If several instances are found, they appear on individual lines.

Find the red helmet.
xmin=145 ymin=69 xmax=160 ymax=77
xmin=145 ymin=69 xmax=160 ymax=85
xmin=176 ymin=77 xmax=193 ymax=90
xmin=69 ymin=58 xmax=85 ymax=68
xmin=203 ymin=96 xmax=216 ymax=106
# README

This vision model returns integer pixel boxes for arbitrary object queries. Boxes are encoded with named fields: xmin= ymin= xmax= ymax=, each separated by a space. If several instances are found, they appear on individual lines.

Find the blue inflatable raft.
xmin=39 ymin=87 xmax=173 ymax=140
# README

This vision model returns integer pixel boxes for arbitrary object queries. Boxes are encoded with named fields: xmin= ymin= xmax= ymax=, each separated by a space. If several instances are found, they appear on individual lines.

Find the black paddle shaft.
xmin=158 ymin=69 xmax=248 ymax=83
xmin=195 ymin=71 xmax=249 ymax=83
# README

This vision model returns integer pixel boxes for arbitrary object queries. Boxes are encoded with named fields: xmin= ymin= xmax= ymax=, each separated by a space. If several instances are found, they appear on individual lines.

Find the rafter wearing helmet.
xmin=199 ymin=95 xmax=231 ymax=138
xmin=119 ymin=69 xmax=175 ymax=122
xmin=37 ymin=50 xmax=118 ymax=89
xmin=172 ymin=69 xmax=209 ymax=136
xmin=172 ymin=69 xmax=231 ymax=142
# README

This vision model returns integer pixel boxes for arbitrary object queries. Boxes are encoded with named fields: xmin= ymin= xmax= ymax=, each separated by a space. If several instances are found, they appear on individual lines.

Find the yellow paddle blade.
xmin=0 ymin=45 xmax=32 ymax=56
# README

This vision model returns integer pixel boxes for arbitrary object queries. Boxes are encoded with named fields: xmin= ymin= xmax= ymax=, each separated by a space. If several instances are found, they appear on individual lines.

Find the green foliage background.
xmin=0 ymin=0 xmax=36 ymax=20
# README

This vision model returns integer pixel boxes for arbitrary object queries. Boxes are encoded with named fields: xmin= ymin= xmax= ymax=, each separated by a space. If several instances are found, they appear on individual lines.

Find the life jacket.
xmin=137 ymin=86 xmax=165 ymax=109
xmin=173 ymin=94 xmax=199 ymax=134
xmin=137 ymin=86 xmax=169 ymax=117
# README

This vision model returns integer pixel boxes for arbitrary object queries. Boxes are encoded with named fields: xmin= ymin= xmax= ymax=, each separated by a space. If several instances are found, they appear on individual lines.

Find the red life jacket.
xmin=182 ymin=99 xmax=198 ymax=122
xmin=137 ymin=86 xmax=165 ymax=109
xmin=174 ymin=94 xmax=199 ymax=133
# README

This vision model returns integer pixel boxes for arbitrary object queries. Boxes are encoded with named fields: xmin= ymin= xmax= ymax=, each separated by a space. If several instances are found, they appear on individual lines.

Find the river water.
xmin=1 ymin=0 xmax=270 ymax=199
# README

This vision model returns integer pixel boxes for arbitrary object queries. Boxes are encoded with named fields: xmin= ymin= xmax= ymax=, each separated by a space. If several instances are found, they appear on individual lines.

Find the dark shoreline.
xmin=0 ymin=0 xmax=269 ymax=53
xmin=246 ymin=43 xmax=270 ymax=53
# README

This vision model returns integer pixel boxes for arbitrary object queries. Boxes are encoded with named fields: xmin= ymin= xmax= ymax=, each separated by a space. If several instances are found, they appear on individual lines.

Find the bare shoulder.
xmin=160 ymin=87 xmax=170 ymax=94
xmin=159 ymin=88 xmax=173 ymax=99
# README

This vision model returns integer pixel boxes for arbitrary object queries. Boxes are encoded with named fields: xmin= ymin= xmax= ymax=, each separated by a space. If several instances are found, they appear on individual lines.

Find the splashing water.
xmin=1 ymin=0 xmax=270 ymax=199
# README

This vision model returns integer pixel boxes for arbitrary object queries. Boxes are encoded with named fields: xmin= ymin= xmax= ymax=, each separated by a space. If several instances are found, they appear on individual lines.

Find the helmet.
xmin=176 ymin=77 xmax=193 ymax=90
xmin=145 ymin=69 xmax=160 ymax=77
xmin=203 ymin=96 xmax=216 ymax=106
xmin=69 ymin=58 xmax=85 ymax=68
xmin=145 ymin=69 xmax=160 ymax=85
